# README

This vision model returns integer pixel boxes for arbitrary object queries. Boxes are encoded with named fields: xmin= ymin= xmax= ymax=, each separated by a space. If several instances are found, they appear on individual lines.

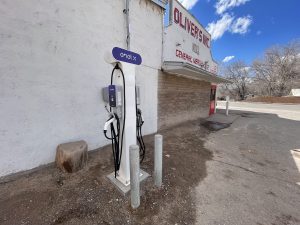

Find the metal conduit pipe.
xmin=124 ymin=0 xmax=131 ymax=50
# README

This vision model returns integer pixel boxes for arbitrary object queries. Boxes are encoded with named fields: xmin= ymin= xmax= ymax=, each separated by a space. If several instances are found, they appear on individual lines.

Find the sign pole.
xmin=116 ymin=62 xmax=136 ymax=185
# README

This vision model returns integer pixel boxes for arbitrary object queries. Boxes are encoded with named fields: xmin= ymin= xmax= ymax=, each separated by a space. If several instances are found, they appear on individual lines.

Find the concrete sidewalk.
xmin=217 ymin=101 xmax=300 ymax=121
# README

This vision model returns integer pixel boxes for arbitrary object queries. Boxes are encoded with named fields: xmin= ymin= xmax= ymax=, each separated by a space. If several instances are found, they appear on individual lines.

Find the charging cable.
xmin=103 ymin=63 xmax=126 ymax=178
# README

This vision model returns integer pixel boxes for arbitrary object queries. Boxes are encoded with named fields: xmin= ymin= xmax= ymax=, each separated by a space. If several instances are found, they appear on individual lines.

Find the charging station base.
xmin=106 ymin=169 xmax=150 ymax=195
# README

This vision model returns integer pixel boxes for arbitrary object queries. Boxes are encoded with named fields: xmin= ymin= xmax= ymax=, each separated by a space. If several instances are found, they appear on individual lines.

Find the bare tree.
xmin=222 ymin=61 xmax=251 ymax=100
xmin=252 ymin=40 xmax=300 ymax=96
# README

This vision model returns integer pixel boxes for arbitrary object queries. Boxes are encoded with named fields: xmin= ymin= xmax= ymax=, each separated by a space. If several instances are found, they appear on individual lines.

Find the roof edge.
xmin=162 ymin=61 xmax=232 ymax=84
xmin=150 ymin=0 xmax=168 ymax=9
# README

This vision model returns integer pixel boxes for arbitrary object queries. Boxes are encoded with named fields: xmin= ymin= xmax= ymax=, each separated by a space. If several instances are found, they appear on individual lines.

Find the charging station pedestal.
xmin=105 ymin=50 xmax=149 ymax=195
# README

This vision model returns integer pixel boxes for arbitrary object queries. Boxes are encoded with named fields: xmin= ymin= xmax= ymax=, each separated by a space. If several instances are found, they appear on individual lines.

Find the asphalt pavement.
xmin=196 ymin=102 xmax=300 ymax=225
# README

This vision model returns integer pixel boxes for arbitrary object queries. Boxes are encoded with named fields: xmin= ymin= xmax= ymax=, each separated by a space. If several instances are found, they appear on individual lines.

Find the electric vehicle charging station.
xmin=103 ymin=47 xmax=149 ymax=194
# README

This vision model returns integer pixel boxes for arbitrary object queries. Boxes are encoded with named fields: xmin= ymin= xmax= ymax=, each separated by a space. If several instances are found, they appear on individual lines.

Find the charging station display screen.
xmin=108 ymin=85 xmax=117 ymax=107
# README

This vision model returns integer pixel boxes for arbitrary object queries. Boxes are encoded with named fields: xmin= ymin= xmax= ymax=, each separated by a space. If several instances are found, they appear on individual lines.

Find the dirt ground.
xmin=0 ymin=120 xmax=212 ymax=225
xmin=246 ymin=96 xmax=300 ymax=104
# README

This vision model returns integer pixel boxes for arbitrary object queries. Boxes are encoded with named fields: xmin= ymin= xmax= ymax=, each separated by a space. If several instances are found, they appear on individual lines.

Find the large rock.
xmin=55 ymin=140 xmax=88 ymax=173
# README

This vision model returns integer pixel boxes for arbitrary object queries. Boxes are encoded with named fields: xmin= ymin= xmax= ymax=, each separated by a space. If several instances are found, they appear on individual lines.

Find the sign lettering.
xmin=176 ymin=49 xmax=217 ymax=74
xmin=112 ymin=47 xmax=142 ymax=65
xmin=192 ymin=43 xmax=199 ymax=55
xmin=173 ymin=7 xmax=210 ymax=48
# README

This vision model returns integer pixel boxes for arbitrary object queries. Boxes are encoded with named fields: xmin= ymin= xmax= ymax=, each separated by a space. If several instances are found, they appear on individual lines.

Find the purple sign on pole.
xmin=112 ymin=47 xmax=142 ymax=65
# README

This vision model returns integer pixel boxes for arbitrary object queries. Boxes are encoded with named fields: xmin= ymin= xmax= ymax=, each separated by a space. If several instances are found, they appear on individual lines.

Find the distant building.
xmin=290 ymin=89 xmax=300 ymax=96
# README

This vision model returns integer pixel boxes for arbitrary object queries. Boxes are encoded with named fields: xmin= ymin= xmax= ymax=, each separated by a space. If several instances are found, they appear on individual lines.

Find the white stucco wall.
xmin=0 ymin=0 xmax=163 ymax=177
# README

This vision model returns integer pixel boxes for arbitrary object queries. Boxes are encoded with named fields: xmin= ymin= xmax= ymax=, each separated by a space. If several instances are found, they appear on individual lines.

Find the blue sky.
xmin=174 ymin=0 xmax=300 ymax=65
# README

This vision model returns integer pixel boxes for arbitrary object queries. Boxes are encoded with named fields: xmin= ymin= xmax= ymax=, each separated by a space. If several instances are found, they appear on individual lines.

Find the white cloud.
xmin=223 ymin=56 xmax=235 ymax=62
xmin=215 ymin=0 xmax=250 ymax=15
xmin=206 ymin=14 xmax=252 ymax=40
xmin=230 ymin=15 xmax=252 ymax=34
xmin=206 ymin=13 xmax=234 ymax=40
xmin=207 ymin=0 xmax=253 ymax=40
xmin=178 ymin=0 xmax=199 ymax=10
xmin=244 ymin=66 xmax=251 ymax=72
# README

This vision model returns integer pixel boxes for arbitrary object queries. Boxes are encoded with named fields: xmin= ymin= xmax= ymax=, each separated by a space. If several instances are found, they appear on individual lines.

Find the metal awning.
xmin=162 ymin=61 xmax=231 ymax=84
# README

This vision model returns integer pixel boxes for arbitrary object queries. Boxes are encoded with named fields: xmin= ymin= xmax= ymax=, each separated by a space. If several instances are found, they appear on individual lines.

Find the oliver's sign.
xmin=173 ymin=6 xmax=210 ymax=49
xmin=163 ymin=0 xmax=218 ymax=74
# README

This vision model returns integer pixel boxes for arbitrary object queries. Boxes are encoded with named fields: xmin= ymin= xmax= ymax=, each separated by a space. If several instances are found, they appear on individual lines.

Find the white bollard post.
xmin=226 ymin=96 xmax=229 ymax=116
xmin=130 ymin=145 xmax=140 ymax=209
xmin=154 ymin=134 xmax=163 ymax=187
